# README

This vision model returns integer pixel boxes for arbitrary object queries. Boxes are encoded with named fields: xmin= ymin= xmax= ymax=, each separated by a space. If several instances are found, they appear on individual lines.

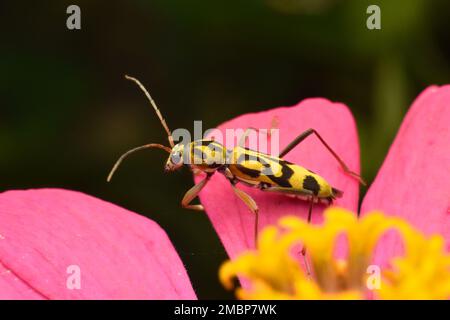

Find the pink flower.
xmin=362 ymin=85 xmax=450 ymax=266
xmin=2 ymin=85 xmax=448 ymax=300
xmin=0 ymin=189 xmax=196 ymax=300
xmin=195 ymin=85 xmax=450 ymax=262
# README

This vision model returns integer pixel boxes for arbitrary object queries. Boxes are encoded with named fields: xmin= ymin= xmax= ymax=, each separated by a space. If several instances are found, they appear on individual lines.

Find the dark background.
xmin=1 ymin=0 xmax=449 ymax=299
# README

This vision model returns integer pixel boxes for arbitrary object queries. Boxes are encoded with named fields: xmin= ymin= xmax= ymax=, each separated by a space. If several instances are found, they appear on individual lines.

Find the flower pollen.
xmin=219 ymin=208 xmax=450 ymax=300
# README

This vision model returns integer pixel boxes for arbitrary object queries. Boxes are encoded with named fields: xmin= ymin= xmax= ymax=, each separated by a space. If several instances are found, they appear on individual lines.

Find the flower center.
xmin=220 ymin=208 xmax=450 ymax=300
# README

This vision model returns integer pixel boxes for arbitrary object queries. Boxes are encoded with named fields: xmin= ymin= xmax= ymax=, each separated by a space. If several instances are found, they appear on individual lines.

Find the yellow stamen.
xmin=219 ymin=207 xmax=450 ymax=300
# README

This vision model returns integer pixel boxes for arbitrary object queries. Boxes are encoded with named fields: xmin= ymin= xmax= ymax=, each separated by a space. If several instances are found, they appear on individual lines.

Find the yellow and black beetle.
xmin=108 ymin=76 xmax=365 ymax=254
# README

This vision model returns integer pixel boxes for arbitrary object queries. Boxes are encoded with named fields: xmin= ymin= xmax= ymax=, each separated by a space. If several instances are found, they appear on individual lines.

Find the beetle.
xmin=108 ymin=75 xmax=365 ymax=259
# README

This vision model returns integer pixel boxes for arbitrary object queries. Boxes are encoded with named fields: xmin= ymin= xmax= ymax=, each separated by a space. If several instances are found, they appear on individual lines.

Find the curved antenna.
xmin=107 ymin=143 xmax=172 ymax=182
xmin=125 ymin=75 xmax=175 ymax=148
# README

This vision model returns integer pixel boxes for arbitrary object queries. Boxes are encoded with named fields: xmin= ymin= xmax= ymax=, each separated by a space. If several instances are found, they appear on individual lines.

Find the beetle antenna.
xmin=107 ymin=143 xmax=172 ymax=182
xmin=125 ymin=75 xmax=175 ymax=148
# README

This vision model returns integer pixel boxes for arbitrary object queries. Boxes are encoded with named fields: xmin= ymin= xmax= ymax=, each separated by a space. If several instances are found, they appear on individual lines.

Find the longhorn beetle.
xmin=108 ymin=76 xmax=365 ymax=272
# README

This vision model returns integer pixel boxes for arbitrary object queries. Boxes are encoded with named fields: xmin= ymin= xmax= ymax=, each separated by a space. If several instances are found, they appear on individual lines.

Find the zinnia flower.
xmin=1 ymin=85 xmax=448 ymax=300
xmin=219 ymin=208 xmax=450 ymax=299
xmin=0 ymin=189 xmax=196 ymax=299
xmin=194 ymin=85 xmax=450 ymax=299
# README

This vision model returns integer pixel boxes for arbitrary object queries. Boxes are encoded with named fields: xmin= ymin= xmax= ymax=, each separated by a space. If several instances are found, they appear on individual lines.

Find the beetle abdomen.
xmin=229 ymin=146 xmax=337 ymax=198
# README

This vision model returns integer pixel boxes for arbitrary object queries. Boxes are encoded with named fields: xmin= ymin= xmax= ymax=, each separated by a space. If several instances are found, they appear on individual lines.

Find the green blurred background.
xmin=1 ymin=0 xmax=449 ymax=298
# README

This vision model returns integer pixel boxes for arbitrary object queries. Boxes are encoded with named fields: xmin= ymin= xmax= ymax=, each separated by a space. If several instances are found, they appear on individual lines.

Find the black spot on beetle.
xmin=303 ymin=175 xmax=320 ymax=195
xmin=267 ymin=161 xmax=293 ymax=188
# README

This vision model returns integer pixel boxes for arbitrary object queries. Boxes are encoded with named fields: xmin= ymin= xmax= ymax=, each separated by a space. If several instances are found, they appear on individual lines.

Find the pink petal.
xmin=0 ymin=261 xmax=44 ymax=299
xmin=361 ymin=85 xmax=450 ymax=264
xmin=195 ymin=99 xmax=361 ymax=258
xmin=0 ymin=189 xmax=196 ymax=300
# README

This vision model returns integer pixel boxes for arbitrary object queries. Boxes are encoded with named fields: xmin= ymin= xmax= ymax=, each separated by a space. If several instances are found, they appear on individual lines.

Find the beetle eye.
xmin=171 ymin=152 xmax=182 ymax=164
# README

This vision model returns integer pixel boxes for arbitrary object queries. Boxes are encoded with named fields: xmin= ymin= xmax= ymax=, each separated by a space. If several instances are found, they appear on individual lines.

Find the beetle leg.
xmin=261 ymin=184 xmax=314 ymax=275
xmin=300 ymin=196 xmax=315 ymax=277
xmin=307 ymin=195 xmax=315 ymax=223
xmin=230 ymin=184 xmax=259 ymax=248
xmin=191 ymin=168 xmax=203 ymax=176
xmin=181 ymin=173 xmax=213 ymax=211
xmin=279 ymin=128 xmax=366 ymax=186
